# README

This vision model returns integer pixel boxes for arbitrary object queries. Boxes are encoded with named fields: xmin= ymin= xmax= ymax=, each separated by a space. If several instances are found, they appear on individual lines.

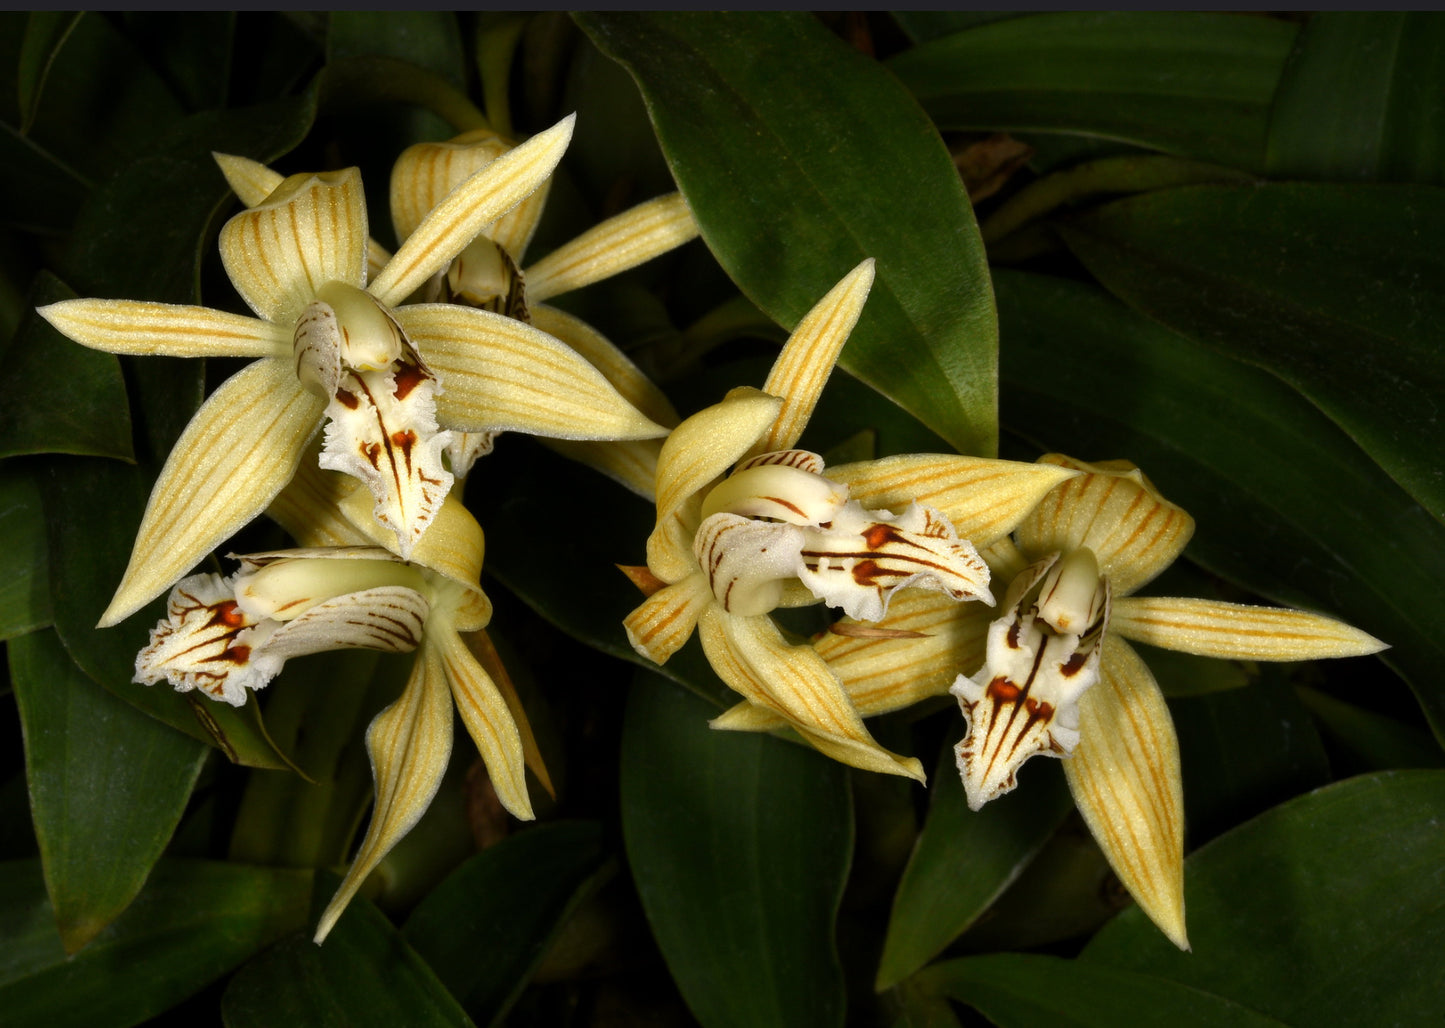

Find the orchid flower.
xmin=40 ymin=114 xmax=668 ymax=627
xmin=219 ymin=125 xmax=692 ymax=495
xmin=137 ymin=469 xmax=539 ymax=944
xmin=621 ymin=261 xmax=1071 ymax=781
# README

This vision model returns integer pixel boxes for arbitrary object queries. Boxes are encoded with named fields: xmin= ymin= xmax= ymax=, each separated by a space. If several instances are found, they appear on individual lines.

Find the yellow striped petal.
xmin=434 ymin=624 xmax=532 ymax=821
xmin=1019 ymin=456 xmax=1194 ymax=596
xmin=624 ymin=572 xmax=713 ymax=665
xmin=314 ymin=641 xmax=453 ymax=943
xmin=828 ymin=455 xmax=1080 ymax=549
xmin=212 ymin=152 xmax=284 ymax=207
xmin=698 ymin=606 xmax=925 ymax=781
xmin=1064 ymin=636 xmax=1188 ymax=950
xmin=752 ymin=259 xmax=874 ymax=457
xmin=101 ymin=360 xmax=325 ymax=626
xmin=218 ymin=168 xmax=368 ymax=326
xmin=466 ymin=628 xmax=554 ymax=799
xmin=531 ymin=304 xmax=678 ymax=427
xmin=1111 ymin=596 xmax=1386 ymax=661
xmin=525 ymin=192 xmax=699 ymax=303
xmin=267 ymin=455 xmax=371 ymax=549
xmin=369 ymin=115 xmax=573 ymax=307
xmin=38 ymin=299 xmax=287 ymax=358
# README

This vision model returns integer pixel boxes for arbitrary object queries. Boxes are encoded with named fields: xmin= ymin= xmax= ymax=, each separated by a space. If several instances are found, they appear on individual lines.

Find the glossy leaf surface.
xmin=0 ymin=466 xmax=51 ymax=640
xmin=579 ymin=12 xmax=998 ymax=456
xmin=621 ymin=672 xmax=852 ymax=1028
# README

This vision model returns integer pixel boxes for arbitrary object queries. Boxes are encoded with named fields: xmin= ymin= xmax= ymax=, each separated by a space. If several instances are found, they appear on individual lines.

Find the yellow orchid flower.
xmin=39 ymin=114 xmax=668 ymax=627
xmin=621 ymin=261 xmax=1071 ymax=781
xmin=219 ymin=125 xmax=692 ymax=497
xmin=137 ymin=471 xmax=539 ymax=944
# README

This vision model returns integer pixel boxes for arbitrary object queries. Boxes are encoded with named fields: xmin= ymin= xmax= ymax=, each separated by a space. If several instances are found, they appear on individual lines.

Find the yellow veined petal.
xmin=750 ymin=259 xmax=874 ymax=457
xmin=1064 ymin=636 xmax=1188 ymax=950
xmin=525 ymin=192 xmax=699 ymax=303
xmin=546 ymin=438 xmax=662 ymax=501
xmin=394 ymin=304 xmax=667 ymax=441
xmin=212 ymin=152 xmax=284 ymax=207
xmin=828 ymin=455 xmax=1080 ymax=549
xmin=38 ymin=299 xmax=287 ymax=358
xmin=466 ymin=628 xmax=554 ymax=799
xmin=623 ymin=572 xmax=712 ymax=665
xmin=1110 ymin=596 xmax=1387 ymax=661
xmin=531 ymin=304 xmax=679 ymax=427
xmin=1018 ymin=456 xmax=1194 ymax=596
xmin=219 ymin=168 xmax=368 ymax=326
xmin=314 ymin=642 xmax=453 ymax=943
xmin=369 ymin=115 xmax=574 ymax=307
xmin=647 ymin=498 xmax=702 ymax=584
xmin=389 ymin=130 xmax=513 ymax=243
xmin=698 ymin=605 xmax=925 ymax=781
xmin=432 ymin=625 xmax=532 ymax=820
xmin=267 ymin=456 xmax=372 ymax=548
xmin=101 ymin=359 xmax=325 ymax=626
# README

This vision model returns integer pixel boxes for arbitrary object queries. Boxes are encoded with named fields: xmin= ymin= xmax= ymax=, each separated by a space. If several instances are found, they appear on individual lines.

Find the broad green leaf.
xmin=579 ymin=12 xmax=998 ymax=457
xmin=1083 ymin=770 xmax=1445 ymax=1025
xmin=915 ymin=954 xmax=1287 ymax=1027
xmin=0 ymin=465 xmax=52 ymax=640
xmin=0 ymin=122 xmax=91 ymax=233
xmin=222 ymin=877 xmax=472 ymax=1028
xmin=994 ymin=270 xmax=1445 ymax=742
xmin=16 ymin=12 xmax=81 ymax=132
xmin=888 ymin=13 xmax=1297 ymax=171
xmin=1059 ymin=183 xmax=1445 ymax=523
xmin=621 ymin=672 xmax=852 ymax=1028
xmin=328 ymin=12 xmax=468 ymax=90
xmin=1169 ymin=674 xmax=1330 ymax=844
xmin=877 ymin=742 xmax=1071 ymax=991
xmin=404 ymin=821 xmax=610 ymax=1026
xmin=10 ymin=629 xmax=206 ymax=953
xmin=122 ymin=13 xmax=238 ymax=112
xmin=0 ymin=858 xmax=311 ymax=1027
xmin=1296 ymin=687 xmax=1445 ymax=775
xmin=891 ymin=12 xmax=1023 ymax=44
xmin=40 ymin=458 xmax=292 ymax=770
xmin=1267 ymin=13 xmax=1445 ymax=183
xmin=0 ymin=274 xmax=133 ymax=461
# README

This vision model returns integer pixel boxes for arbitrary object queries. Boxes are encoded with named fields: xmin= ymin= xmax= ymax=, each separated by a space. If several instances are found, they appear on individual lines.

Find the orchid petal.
xmin=315 ymin=641 xmax=453 ymax=943
xmin=750 ymin=259 xmax=874 ymax=457
xmin=101 ymin=359 xmax=324 ymax=626
xmin=828 ymin=455 xmax=1081 ymax=549
xmin=698 ymin=606 xmax=925 ymax=781
xmin=1064 ymin=636 xmax=1188 ymax=950
xmin=394 ymin=304 xmax=667 ymax=441
xmin=38 ymin=299 xmax=287 ymax=358
xmin=267 ymin=456 xmax=372 ymax=549
xmin=525 ymin=192 xmax=698 ymax=303
xmin=532 ymin=304 xmax=678 ymax=427
xmin=694 ymin=513 xmax=807 ymax=616
xmin=466 ymin=629 xmax=554 ymax=799
xmin=369 ymin=115 xmax=573 ymax=307
xmin=218 ymin=168 xmax=368 ymax=326
xmin=133 ymin=574 xmax=266 ymax=707
xmin=1018 ymin=456 xmax=1195 ymax=596
xmin=623 ymin=572 xmax=712 ymax=665
xmin=1111 ymin=596 xmax=1387 ymax=661
xmin=433 ymin=624 xmax=533 ymax=821
xmin=257 ymin=586 xmax=429 ymax=661
xmin=389 ymin=130 xmax=513 ymax=243
xmin=212 ymin=152 xmax=284 ymax=207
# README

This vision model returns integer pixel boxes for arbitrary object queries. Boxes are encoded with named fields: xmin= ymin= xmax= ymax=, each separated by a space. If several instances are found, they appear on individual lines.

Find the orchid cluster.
xmin=42 ymin=109 xmax=1386 ymax=955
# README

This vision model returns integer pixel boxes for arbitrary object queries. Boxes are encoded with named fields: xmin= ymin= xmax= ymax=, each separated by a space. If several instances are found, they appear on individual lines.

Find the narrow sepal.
xmin=1064 ymin=636 xmax=1189 ymax=950
xmin=213 ymin=152 xmax=284 ymax=207
xmin=101 ymin=360 xmax=325 ymax=626
xmin=434 ymin=624 xmax=532 ymax=820
xmin=623 ymin=572 xmax=712 ymax=665
xmin=38 ymin=299 xmax=287 ymax=358
xmin=1110 ymin=596 xmax=1387 ymax=661
xmin=526 ymin=192 xmax=699 ymax=302
xmin=531 ymin=304 xmax=678 ymax=427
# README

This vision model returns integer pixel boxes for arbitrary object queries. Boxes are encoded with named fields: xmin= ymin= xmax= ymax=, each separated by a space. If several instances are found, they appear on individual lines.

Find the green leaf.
xmin=891 ymin=12 xmax=1023 ymax=44
xmin=916 ymin=954 xmax=1288 ymax=1027
xmin=1296 ymin=687 xmax=1445 ymax=775
xmin=1059 ymin=182 xmax=1445 ymax=523
xmin=0 ymin=464 xmax=52 ymax=640
xmin=994 ymin=270 xmax=1445 ymax=742
xmin=579 ymin=12 xmax=998 ymax=457
xmin=0 ymin=858 xmax=311 ymax=1026
xmin=328 ymin=12 xmax=468 ymax=90
xmin=888 ymin=13 xmax=1297 ymax=171
xmin=621 ymin=672 xmax=852 ymax=1028
xmin=0 ymin=122 xmax=90 ymax=233
xmin=15 ymin=12 xmax=82 ymax=132
xmin=221 ymin=876 xmax=473 ymax=1028
xmin=10 ymin=629 xmax=207 ymax=953
xmin=122 ymin=13 xmax=238 ymax=113
xmin=1267 ymin=13 xmax=1445 ymax=183
xmin=1083 ymin=770 xmax=1445 ymax=1025
xmin=876 ymin=742 xmax=1071 ymax=991
xmin=404 ymin=821 xmax=610 ymax=1026
xmin=0 ymin=274 xmax=134 ymax=461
